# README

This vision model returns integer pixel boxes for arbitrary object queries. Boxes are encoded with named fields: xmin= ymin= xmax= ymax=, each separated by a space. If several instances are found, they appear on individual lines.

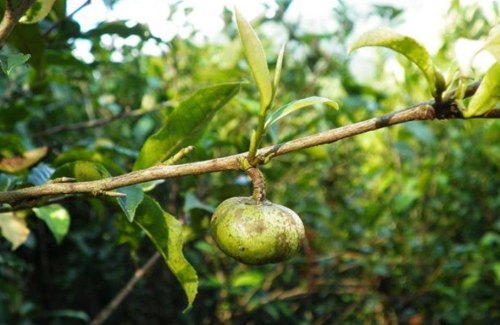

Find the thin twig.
xmin=43 ymin=0 xmax=91 ymax=36
xmin=0 ymin=0 xmax=37 ymax=45
xmin=0 ymin=195 xmax=74 ymax=213
xmin=162 ymin=145 xmax=194 ymax=165
xmin=35 ymin=103 xmax=174 ymax=137
xmin=89 ymin=252 xmax=161 ymax=325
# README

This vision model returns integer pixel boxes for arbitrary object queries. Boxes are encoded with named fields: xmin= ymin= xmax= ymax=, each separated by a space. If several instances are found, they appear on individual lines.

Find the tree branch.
xmin=35 ymin=102 xmax=174 ymax=137
xmin=0 ymin=0 xmax=36 ymax=45
xmin=90 ymin=253 xmax=161 ymax=325
xmin=1 ymin=98 xmax=498 ymax=208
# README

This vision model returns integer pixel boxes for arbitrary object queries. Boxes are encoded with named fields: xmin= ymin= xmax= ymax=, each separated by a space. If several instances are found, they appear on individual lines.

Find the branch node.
xmin=102 ymin=191 xmax=127 ymax=198
xmin=238 ymin=157 xmax=253 ymax=171
xmin=433 ymin=100 xmax=463 ymax=119
xmin=49 ymin=177 xmax=77 ymax=184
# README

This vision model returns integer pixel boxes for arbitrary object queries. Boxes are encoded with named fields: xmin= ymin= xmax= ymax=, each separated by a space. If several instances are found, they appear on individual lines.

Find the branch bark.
xmin=1 ymin=100 xmax=498 ymax=208
xmin=0 ymin=0 xmax=36 ymax=45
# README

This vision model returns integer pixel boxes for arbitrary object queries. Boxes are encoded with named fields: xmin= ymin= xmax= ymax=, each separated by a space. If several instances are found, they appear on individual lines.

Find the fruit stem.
xmin=246 ymin=167 xmax=266 ymax=202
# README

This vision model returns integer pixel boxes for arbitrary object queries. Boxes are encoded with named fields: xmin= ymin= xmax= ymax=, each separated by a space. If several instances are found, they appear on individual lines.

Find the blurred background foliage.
xmin=1 ymin=0 xmax=499 ymax=324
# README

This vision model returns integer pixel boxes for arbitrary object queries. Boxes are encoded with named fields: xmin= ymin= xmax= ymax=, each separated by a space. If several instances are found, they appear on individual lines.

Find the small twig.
xmin=35 ymin=103 xmax=174 ymax=137
xmin=43 ymin=0 xmax=91 ymax=36
xmin=162 ymin=146 xmax=194 ymax=165
xmin=0 ymin=0 xmax=37 ymax=45
xmin=90 ymin=252 xmax=161 ymax=325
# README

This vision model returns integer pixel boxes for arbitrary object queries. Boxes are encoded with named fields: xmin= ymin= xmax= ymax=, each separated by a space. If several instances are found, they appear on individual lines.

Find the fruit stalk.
xmin=246 ymin=167 xmax=266 ymax=202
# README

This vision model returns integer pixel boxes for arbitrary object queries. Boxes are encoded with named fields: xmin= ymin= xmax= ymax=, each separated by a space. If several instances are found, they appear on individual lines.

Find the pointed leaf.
xmin=235 ymin=9 xmax=273 ymax=109
xmin=33 ymin=204 xmax=70 ymax=244
xmin=464 ymin=63 xmax=500 ymax=117
xmin=0 ymin=212 xmax=30 ymax=250
xmin=477 ymin=24 xmax=500 ymax=62
xmin=0 ymin=53 xmax=31 ymax=75
xmin=273 ymin=43 xmax=287 ymax=93
xmin=133 ymin=83 xmax=240 ymax=170
xmin=134 ymin=196 xmax=198 ymax=311
xmin=117 ymin=185 xmax=144 ymax=222
xmin=20 ymin=0 xmax=57 ymax=24
xmin=265 ymin=96 xmax=339 ymax=129
xmin=349 ymin=27 xmax=441 ymax=94
xmin=0 ymin=146 xmax=48 ymax=173
xmin=51 ymin=161 xmax=111 ymax=181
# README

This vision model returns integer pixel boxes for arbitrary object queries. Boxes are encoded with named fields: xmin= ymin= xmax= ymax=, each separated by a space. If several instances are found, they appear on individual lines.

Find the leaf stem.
xmin=247 ymin=111 xmax=268 ymax=164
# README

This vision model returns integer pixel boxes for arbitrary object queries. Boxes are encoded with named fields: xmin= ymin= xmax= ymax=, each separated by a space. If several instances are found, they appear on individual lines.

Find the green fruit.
xmin=210 ymin=196 xmax=305 ymax=265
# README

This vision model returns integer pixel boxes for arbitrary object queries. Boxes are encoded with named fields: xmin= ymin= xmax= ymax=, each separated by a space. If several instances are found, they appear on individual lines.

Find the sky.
xmin=68 ymin=0 xmax=496 ymax=74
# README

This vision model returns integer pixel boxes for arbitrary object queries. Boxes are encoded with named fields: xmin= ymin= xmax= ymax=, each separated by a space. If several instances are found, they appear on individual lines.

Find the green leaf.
xmin=19 ymin=0 xmax=57 ymax=24
xmin=139 ymin=180 xmax=164 ymax=192
xmin=272 ymin=43 xmax=287 ymax=93
xmin=493 ymin=263 xmax=500 ymax=283
xmin=3 ymin=8 xmax=46 ymax=70
xmin=51 ymin=161 xmax=111 ymax=181
xmin=0 ymin=173 xmax=18 ymax=191
xmin=134 ymin=196 xmax=198 ymax=311
xmin=235 ymin=9 xmax=273 ymax=109
xmin=0 ymin=134 xmax=25 ymax=156
xmin=0 ymin=53 xmax=31 ymax=75
xmin=265 ymin=96 xmax=339 ymax=129
xmin=50 ymin=0 xmax=67 ymax=20
xmin=33 ymin=204 xmax=70 ymax=244
xmin=133 ymin=82 xmax=240 ymax=170
xmin=231 ymin=270 xmax=265 ymax=287
xmin=349 ymin=27 xmax=442 ymax=95
xmin=53 ymin=148 xmax=124 ymax=175
xmin=45 ymin=310 xmax=89 ymax=322
xmin=183 ymin=192 xmax=214 ymax=214
xmin=464 ymin=63 xmax=500 ymax=117
xmin=0 ymin=212 xmax=30 ymax=250
xmin=117 ymin=185 xmax=144 ymax=222
xmin=115 ymin=214 xmax=143 ymax=252
xmin=84 ymin=21 xmax=151 ymax=39
xmin=477 ymin=24 xmax=500 ymax=62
